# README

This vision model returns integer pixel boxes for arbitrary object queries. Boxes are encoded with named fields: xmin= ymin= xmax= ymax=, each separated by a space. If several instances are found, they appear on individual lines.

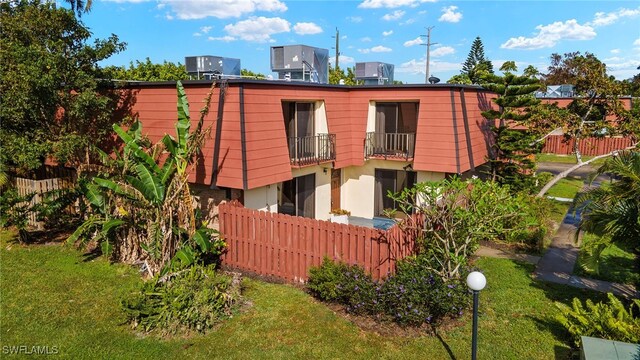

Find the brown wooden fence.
xmin=11 ymin=167 xmax=77 ymax=229
xmin=218 ymin=201 xmax=419 ymax=283
xmin=543 ymin=136 xmax=633 ymax=156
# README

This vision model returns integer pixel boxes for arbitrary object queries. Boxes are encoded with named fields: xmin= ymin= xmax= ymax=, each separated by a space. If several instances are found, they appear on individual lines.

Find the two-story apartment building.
xmin=119 ymin=80 xmax=496 ymax=222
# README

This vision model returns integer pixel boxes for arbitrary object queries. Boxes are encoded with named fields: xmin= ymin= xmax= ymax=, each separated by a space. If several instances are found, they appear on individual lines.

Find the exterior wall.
xmin=243 ymin=185 xmax=278 ymax=213
xmin=123 ymin=81 xmax=496 ymax=190
xmin=291 ymin=165 xmax=332 ymax=221
xmin=342 ymin=159 xmax=444 ymax=218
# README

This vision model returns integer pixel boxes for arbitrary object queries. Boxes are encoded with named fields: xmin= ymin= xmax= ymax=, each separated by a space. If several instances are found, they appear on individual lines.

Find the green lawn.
xmin=575 ymin=233 xmax=639 ymax=286
xmin=537 ymin=153 xmax=607 ymax=166
xmin=546 ymin=177 xmax=584 ymax=199
xmin=0 ymin=229 xmax=607 ymax=359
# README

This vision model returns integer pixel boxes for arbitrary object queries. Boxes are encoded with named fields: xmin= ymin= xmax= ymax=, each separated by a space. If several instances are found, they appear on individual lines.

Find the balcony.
xmin=365 ymin=132 xmax=415 ymax=160
xmin=288 ymin=133 xmax=336 ymax=166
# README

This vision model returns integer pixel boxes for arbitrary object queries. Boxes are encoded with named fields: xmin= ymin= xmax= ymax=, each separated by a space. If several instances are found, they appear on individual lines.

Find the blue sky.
xmin=75 ymin=0 xmax=640 ymax=83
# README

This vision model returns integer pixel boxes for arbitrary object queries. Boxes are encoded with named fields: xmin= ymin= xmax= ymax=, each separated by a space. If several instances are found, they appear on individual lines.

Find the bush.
xmin=307 ymin=257 xmax=470 ymax=326
xmin=556 ymin=293 xmax=640 ymax=347
xmin=381 ymin=257 xmax=469 ymax=326
xmin=121 ymin=264 xmax=240 ymax=334
xmin=308 ymin=257 xmax=378 ymax=315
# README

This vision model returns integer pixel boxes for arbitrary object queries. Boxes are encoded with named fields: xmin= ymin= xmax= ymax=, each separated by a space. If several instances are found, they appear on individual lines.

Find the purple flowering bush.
xmin=307 ymin=256 xmax=471 ymax=326
xmin=380 ymin=257 xmax=469 ymax=326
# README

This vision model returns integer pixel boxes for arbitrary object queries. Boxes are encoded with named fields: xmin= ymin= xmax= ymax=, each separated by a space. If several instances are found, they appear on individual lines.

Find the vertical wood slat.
xmin=543 ymin=136 xmax=633 ymax=156
xmin=217 ymin=202 xmax=420 ymax=283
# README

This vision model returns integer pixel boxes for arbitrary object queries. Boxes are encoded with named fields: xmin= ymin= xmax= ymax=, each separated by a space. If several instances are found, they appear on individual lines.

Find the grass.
xmin=537 ymin=153 xmax=607 ymax=166
xmin=546 ymin=176 xmax=584 ymax=199
xmin=0 ymin=229 xmax=608 ymax=359
xmin=574 ymin=233 xmax=639 ymax=286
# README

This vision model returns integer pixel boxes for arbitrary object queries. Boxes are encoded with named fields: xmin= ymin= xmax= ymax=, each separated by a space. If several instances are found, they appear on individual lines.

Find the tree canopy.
xmin=481 ymin=61 xmax=543 ymax=192
xmin=329 ymin=66 xmax=358 ymax=85
xmin=102 ymin=58 xmax=189 ymax=82
xmin=534 ymin=52 xmax=639 ymax=196
xmin=449 ymin=36 xmax=494 ymax=85
xmin=0 ymin=0 xmax=126 ymax=174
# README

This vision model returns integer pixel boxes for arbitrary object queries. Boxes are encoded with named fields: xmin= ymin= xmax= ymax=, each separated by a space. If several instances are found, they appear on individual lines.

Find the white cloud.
xmin=610 ymin=48 xmax=621 ymax=54
xmin=439 ymin=6 xmax=462 ymax=23
xmin=590 ymin=7 xmax=640 ymax=27
xmin=156 ymin=0 xmax=287 ymax=20
xmin=200 ymin=26 xmax=213 ymax=34
xmin=634 ymin=38 xmax=640 ymax=46
xmin=383 ymin=30 xmax=393 ymax=36
xmin=358 ymin=46 xmax=391 ymax=54
xmin=165 ymin=12 xmax=174 ymax=20
xmin=382 ymin=10 xmax=405 ymax=21
xmin=403 ymin=36 xmax=423 ymax=47
xmin=501 ymin=19 xmax=596 ymax=50
xmin=396 ymin=58 xmax=461 ymax=75
xmin=341 ymin=35 xmax=348 ymax=39
xmin=372 ymin=45 xmax=392 ymax=52
xmin=293 ymin=22 xmax=323 ymax=35
xmin=193 ymin=32 xmax=202 ymax=37
xmin=418 ymin=10 xmax=427 ymax=15
xmin=208 ymin=36 xmax=237 ymax=42
xmin=401 ymin=18 xmax=416 ymax=25
xmin=361 ymin=37 xmax=372 ymax=42
xmin=347 ymin=16 xmax=363 ymax=23
xmin=431 ymin=46 xmax=455 ymax=57
xmin=330 ymin=55 xmax=356 ymax=66
xmin=224 ymin=16 xmax=290 ymax=42
xmin=358 ymin=0 xmax=436 ymax=9
xmin=604 ymin=57 xmax=640 ymax=79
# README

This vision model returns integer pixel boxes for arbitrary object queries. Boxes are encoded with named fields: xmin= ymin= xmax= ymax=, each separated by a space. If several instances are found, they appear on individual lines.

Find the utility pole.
xmin=420 ymin=26 xmax=437 ymax=83
xmin=332 ymin=27 xmax=340 ymax=70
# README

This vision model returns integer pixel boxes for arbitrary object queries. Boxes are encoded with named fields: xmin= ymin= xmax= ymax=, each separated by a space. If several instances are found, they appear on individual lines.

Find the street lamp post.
xmin=466 ymin=271 xmax=487 ymax=360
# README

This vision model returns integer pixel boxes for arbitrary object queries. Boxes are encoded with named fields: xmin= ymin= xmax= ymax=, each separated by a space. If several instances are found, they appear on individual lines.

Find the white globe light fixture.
xmin=466 ymin=271 xmax=487 ymax=291
xmin=466 ymin=271 xmax=487 ymax=360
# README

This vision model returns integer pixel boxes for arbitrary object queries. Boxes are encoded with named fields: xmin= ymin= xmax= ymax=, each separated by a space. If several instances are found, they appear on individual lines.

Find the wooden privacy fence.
xmin=12 ymin=167 xmax=77 ymax=229
xmin=218 ymin=201 xmax=420 ymax=283
xmin=543 ymin=136 xmax=633 ymax=156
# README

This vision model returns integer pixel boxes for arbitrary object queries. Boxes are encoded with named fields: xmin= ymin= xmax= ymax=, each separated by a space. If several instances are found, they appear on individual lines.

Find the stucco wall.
xmin=341 ymin=159 xmax=444 ymax=218
xmin=243 ymin=165 xmax=331 ymax=221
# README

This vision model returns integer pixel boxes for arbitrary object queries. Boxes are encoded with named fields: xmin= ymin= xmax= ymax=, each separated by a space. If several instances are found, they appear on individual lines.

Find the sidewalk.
xmin=478 ymin=208 xmax=638 ymax=299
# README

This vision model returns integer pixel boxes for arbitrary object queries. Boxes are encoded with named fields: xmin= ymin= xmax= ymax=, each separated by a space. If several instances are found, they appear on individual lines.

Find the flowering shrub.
xmin=381 ymin=257 xmax=469 ymax=326
xmin=307 ymin=257 xmax=470 ymax=326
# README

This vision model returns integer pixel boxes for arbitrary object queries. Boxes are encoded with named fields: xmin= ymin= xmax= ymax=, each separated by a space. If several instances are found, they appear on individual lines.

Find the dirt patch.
xmin=479 ymin=240 xmax=537 ymax=255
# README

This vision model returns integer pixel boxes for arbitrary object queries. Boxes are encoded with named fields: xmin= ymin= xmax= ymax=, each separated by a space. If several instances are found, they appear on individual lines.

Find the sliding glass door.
xmin=374 ymin=169 xmax=416 ymax=216
xmin=279 ymin=173 xmax=316 ymax=218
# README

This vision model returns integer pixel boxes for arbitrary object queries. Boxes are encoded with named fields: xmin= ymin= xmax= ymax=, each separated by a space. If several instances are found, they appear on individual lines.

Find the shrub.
xmin=308 ymin=257 xmax=378 ymax=315
xmin=381 ymin=257 xmax=469 ymax=326
xmin=556 ymin=293 xmax=640 ymax=347
xmin=121 ymin=264 xmax=240 ymax=334
xmin=307 ymin=257 xmax=470 ymax=326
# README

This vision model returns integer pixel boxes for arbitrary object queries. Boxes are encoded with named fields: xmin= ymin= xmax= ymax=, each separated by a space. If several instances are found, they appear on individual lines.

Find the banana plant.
xmin=69 ymin=81 xmax=222 ymax=275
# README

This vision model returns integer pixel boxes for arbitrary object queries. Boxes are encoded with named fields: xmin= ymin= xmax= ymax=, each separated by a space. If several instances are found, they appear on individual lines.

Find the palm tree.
xmin=574 ymin=151 xmax=640 ymax=272
xmin=64 ymin=0 xmax=92 ymax=17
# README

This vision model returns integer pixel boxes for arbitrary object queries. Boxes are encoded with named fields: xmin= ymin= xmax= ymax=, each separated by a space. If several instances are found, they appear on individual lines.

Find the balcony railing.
xmin=365 ymin=132 xmax=415 ymax=159
xmin=288 ymin=133 xmax=336 ymax=166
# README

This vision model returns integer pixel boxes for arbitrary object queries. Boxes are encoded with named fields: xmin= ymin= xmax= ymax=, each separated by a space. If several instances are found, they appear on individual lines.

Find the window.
xmin=374 ymin=169 xmax=416 ymax=216
xmin=375 ymin=102 xmax=418 ymax=134
xmin=283 ymin=102 xmax=314 ymax=139
xmin=279 ymin=173 xmax=316 ymax=218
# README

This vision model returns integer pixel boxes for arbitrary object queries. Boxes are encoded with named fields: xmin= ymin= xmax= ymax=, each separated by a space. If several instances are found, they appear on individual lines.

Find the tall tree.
xmin=63 ymin=0 xmax=92 ymax=17
xmin=534 ymin=52 xmax=639 ymax=197
xmin=0 ymin=0 xmax=126 ymax=174
xmin=481 ymin=61 xmax=543 ymax=193
xmin=456 ymin=36 xmax=494 ymax=84
xmin=102 ymin=58 xmax=188 ymax=81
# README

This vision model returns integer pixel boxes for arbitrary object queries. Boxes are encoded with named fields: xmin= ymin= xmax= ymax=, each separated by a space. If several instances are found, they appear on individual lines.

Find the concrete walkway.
xmin=479 ymin=203 xmax=638 ymax=299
